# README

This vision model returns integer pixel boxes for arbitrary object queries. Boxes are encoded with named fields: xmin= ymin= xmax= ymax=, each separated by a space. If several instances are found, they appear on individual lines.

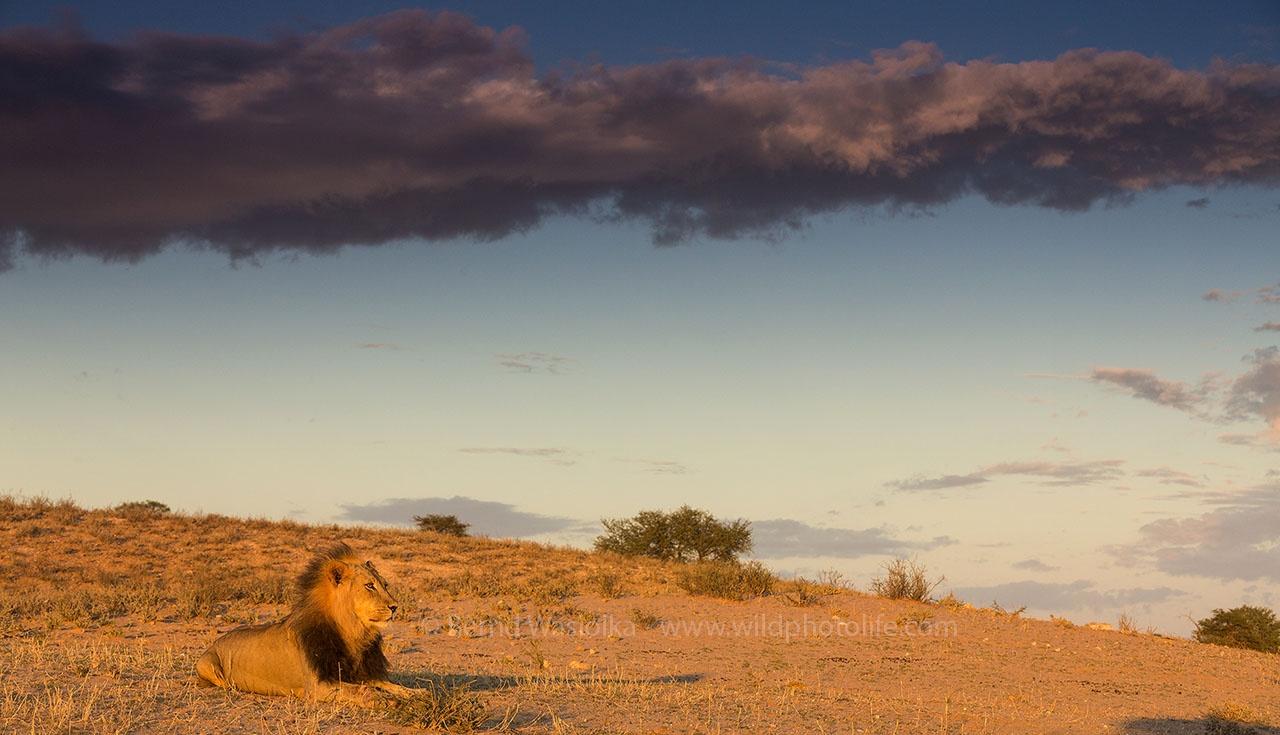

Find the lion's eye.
xmin=364 ymin=583 xmax=376 ymax=591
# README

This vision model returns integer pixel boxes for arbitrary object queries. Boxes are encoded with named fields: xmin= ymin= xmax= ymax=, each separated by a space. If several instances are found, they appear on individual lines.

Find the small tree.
xmin=1194 ymin=605 xmax=1280 ymax=653
xmin=595 ymin=506 xmax=751 ymax=562
xmin=414 ymin=514 xmax=469 ymax=537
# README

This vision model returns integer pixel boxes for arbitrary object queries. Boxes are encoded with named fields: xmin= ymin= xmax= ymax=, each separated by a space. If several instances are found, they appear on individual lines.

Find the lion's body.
xmin=195 ymin=544 xmax=411 ymax=703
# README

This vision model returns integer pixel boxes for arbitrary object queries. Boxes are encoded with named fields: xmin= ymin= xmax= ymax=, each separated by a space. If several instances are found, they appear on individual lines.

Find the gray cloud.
xmin=1089 ymin=367 xmax=1211 ymax=413
xmin=497 ymin=352 xmax=572 ymax=374
xmin=750 ymin=519 xmax=956 ymax=559
xmin=3 ymin=13 xmax=1279 ymax=270
xmin=1012 ymin=558 xmax=1060 ymax=572
xmin=1254 ymin=322 xmax=1280 ymax=332
xmin=1184 ymin=197 xmax=1210 ymax=208
xmin=889 ymin=458 xmax=1125 ymax=491
xmin=632 ymin=459 xmax=691 ymax=475
xmin=1218 ymin=432 xmax=1280 ymax=449
xmin=458 ymin=446 xmax=576 ymax=465
xmin=1225 ymin=347 xmax=1280 ymax=429
xmin=357 ymin=342 xmax=402 ymax=350
xmin=339 ymin=495 xmax=582 ymax=537
xmin=885 ymin=473 xmax=988 ymax=491
xmin=951 ymin=580 xmax=1185 ymax=612
xmin=1108 ymin=485 xmax=1280 ymax=582
xmin=1086 ymin=350 xmax=1280 ymax=439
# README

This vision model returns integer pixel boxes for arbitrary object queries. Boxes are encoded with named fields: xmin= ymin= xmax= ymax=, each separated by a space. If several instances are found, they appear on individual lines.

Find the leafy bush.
xmin=414 ymin=514 xmax=470 ymax=536
xmin=595 ymin=505 xmax=751 ymax=562
xmin=1194 ymin=605 xmax=1280 ymax=654
xmin=871 ymin=558 xmax=943 ymax=602
xmin=676 ymin=560 xmax=775 ymax=600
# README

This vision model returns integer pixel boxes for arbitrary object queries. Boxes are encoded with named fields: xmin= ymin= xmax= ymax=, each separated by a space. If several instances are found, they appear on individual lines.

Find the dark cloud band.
xmin=3 ymin=11 xmax=1279 ymax=269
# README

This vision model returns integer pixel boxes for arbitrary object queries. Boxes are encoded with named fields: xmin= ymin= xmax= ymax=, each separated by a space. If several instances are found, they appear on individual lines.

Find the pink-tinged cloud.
xmin=3 ymin=11 xmax=1280 ymax=270
xmin=1089 ymin=367 xmax=1212 ymax=413
xmin=1201 ymin=288 xmax=1243 ymax=303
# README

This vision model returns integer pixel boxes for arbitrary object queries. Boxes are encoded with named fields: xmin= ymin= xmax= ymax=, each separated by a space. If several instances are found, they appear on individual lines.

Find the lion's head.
xmin=297 ymin=543 xmax=399 ymax=633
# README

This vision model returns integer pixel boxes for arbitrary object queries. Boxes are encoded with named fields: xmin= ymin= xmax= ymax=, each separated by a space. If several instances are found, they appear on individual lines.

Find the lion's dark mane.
xmin=292 ymin=613 xmax=388 ymax=683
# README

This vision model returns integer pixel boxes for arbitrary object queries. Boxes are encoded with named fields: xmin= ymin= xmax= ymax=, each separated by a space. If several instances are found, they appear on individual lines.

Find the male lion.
xmin=196 ymin=543 xmax=413 ymax=702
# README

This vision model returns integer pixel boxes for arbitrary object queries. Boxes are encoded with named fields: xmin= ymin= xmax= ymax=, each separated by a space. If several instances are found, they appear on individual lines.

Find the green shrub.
xmin=414 ymin=514 xmax=470 ymax=536
xmin=676 ymin=560 xmax=775 ymax=600
xmin=595 ymin=506 xmax=751 ymax=562
xmin=1194 ymin=605 xmax=1280 ymax=654
xmin=871 ymin=558 xmax=943 ymax=602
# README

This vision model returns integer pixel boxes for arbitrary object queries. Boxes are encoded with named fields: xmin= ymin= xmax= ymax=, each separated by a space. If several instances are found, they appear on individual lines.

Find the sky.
xmin=2 ymin=1 xmax=1279 ymax=635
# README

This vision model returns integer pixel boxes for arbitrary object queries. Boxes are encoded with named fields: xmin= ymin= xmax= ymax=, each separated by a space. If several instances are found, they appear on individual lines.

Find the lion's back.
xmin=198 ymin=620 xmax=315 ymax=694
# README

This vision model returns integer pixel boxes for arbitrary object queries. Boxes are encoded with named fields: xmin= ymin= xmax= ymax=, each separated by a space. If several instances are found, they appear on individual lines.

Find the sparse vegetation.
xmin=1118 ymin=613 xmax=1137 ymax=635
xmin=936 ymin=591 xmax=969 ymax=611
xmin=896 ymin=610 xmax=934 ymax=629
xmin=629 ymin=608 xmax=663 ymax=630
xmin=113 ymin=500 xmax=171 ymax=519
xmin=588 ymin=569 xmax=627 ymax=599
xmin=782 ymin=577 xmax=824 ymax=607
xmin=384 ymin=680 xmax=487 ymax=732
xmin=675 ymin=560 xmax=775 ymax=600
xmin=990 ymin=601 xmax=1028 ymax=618
xmin=1194 ymin=606 xmax=1280 ymax=654
xmin=595 ymin=506 xmax=751 ymax=562
xmin=871 ymin=558 xmax=943 ymax=602
xmin=414 ymin=514 xmax=470 ymax=536
xmin=1204 ymin=702 xmax=1274 ymax=734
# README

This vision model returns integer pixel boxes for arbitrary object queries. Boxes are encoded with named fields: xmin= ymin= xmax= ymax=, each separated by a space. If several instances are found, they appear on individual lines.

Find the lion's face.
xmin=339 ymin=561 xmax=399 ymax=629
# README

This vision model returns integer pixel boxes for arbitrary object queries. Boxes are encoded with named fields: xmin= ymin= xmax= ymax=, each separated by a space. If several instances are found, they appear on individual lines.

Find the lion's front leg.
xmin=312 ymin=681 xmax=389 ymax=707
xmin=370 ymin=680 xmax=415 ymax=698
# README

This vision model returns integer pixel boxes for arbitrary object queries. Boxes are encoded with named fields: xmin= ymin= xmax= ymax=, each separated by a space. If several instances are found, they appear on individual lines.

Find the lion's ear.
xmin=327 ymin=561 xmax=349 ymax=586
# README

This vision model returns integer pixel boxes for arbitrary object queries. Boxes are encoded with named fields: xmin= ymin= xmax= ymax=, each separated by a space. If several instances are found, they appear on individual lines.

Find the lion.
xmin=195 ymin=542 xmax=414 ymax=703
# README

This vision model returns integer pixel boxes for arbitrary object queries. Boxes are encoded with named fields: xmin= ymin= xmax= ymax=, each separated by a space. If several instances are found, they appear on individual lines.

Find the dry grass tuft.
xmin=629 ymin=608 xmax=663 ymax=630
xmin=935 ymin=591 xmax=970 ymax=611
xmin=675 ymin=561 xmax=775 ymax=601
xmin=383 ymin=681 xmax=488 ymax=732
xmin=1204 ymin=702 xmax=1275 ymax=734
xmin=871 ymin=558 xmax=943 ymax=602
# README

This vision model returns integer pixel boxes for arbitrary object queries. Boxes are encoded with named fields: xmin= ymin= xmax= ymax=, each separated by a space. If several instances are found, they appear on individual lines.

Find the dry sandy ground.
xmin=1 ymin=498 xmax=1277 ymax=734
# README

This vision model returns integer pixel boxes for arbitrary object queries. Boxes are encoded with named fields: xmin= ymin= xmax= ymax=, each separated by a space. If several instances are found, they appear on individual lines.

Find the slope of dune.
xmin=1 ymin=497 xmax=1276 ymax=734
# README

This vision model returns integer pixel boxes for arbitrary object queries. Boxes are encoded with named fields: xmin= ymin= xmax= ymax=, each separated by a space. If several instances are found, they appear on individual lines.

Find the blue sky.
xmin=2 ymin=1 xmax=1279 ymax=634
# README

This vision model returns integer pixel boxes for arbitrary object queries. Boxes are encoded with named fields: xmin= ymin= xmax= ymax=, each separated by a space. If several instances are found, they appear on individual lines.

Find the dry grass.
xmin=1204 ymin=702 xmax=1277 ymax=735
xmin=870 ymin=557 xmax=943 ymax=602
xmin=674 ymin=560 xmax=775 ymax=600
xmin=383 ymin=679 xmax=488 ymax=732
